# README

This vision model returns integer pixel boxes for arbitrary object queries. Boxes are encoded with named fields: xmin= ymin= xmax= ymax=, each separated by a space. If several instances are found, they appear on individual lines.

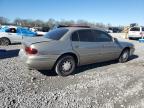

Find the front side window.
xmin=130 ymin=27 xmax=140 ymax=31
xmin=77 ymin=30 xmax=94 ymax=42
xmin=92 ymin=30 xmax=112 ymax=42
xmin=44 ymin=28 xmax=68 ymax=40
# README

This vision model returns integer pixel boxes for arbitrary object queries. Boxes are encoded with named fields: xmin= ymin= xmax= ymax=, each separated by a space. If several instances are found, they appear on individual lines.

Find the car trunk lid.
xmin=22 ymin=37 xmax=52 ymax=46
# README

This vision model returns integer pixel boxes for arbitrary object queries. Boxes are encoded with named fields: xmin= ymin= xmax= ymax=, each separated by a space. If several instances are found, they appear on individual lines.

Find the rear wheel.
xmin=119 ymin=49 xmax=130 ymax=63
xmin=55 ymin=55 xmax=76 ymax=76
xmin=0 ymin=38 xmax=10 ymax=46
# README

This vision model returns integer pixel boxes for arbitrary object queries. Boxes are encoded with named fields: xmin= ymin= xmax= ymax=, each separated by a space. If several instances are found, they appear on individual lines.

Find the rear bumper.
xmin=19 ymin=49 xmax=58 ymax=70
xmin=128 ymin=35 xmax=141 ymax=39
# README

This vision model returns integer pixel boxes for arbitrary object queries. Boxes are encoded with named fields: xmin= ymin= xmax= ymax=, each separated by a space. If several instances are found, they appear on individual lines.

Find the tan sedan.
xmin=19 ymin=27 xmax=135 ymax=76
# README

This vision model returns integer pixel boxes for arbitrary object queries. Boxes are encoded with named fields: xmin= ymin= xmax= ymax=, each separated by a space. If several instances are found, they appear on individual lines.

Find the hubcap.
xmin=62 ymin=61 xmax=72 ymax=71
xmin=121 ymin=50 xmax=129 ymax=62
xmin=1 ymin=39 xmax=9 ymax=45
xmin=122 ymin=52 xmax=128 ymax=59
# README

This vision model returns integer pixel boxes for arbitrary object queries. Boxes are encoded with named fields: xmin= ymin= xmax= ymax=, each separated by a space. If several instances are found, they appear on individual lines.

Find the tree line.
xmin=0 ymin=16 xmax=111 ymax=29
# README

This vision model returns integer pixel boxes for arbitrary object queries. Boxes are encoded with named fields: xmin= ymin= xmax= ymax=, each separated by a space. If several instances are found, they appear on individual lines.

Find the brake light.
xmin=25 ymin=47 xmax=38 ymax=54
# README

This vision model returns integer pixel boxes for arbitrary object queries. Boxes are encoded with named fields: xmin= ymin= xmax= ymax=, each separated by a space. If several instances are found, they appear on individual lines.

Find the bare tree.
xmin=12 ymin=17 xmax=108 ymax=29
xmin=14 ymin=18 xmax=23 ymax=26
xmin=46 ymin=18 xmax=56 ymax=28
xmin=77 ymin=20 xmax=89 ymax=26
xmin=58 ymin=19 xmax=75 ymax=26
xmin=0 ymin=17 xmax=9 ymax=25
xmin=34 ymin=20 xmax=44 ymax=27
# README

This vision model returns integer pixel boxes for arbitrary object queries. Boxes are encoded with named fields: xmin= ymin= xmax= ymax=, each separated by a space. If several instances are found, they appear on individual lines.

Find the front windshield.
xmin=44 ymin=28 xmax=68 ymax=40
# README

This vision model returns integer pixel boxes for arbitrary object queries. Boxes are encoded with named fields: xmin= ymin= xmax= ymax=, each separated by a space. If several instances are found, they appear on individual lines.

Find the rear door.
xmin=71 ymin=29 xmax=103 ymax=65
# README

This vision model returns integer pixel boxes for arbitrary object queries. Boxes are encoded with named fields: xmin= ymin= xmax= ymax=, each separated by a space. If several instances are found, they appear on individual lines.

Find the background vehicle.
xmin=19 ymin=26 xmax=135 ymax=76
xmin=130 ymin=23 xmax=138 ymax=27
xmin=30 ymin=27 xmax=50 ymax=36
xmin=128 ymin=26 xmax=144 ymax=39
xmin=107 ymin=27 xmax=123 ymax=33
xmin=0 ymin=26 xmax=37 ymax=45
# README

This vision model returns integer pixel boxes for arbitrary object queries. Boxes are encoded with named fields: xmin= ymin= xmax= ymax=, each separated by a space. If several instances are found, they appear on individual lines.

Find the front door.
xmin=92 ymin=30 xmax=121 ymax=61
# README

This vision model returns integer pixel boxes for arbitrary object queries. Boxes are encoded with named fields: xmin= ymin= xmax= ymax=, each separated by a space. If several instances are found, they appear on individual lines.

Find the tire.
xmin=55 ymin=55 xmax=76 ymax=76
xmin=0 ymin=38 xmax=10 ymax=46
xmin=119 ymin=49 xmax=130 ymax=63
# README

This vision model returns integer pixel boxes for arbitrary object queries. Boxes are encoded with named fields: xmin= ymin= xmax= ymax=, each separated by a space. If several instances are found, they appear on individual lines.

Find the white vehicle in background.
xmin=0 ymin=26 xmax=37 ymax=45
xmin=128 ymin=26 xmax=144 ymax=39
xmin=30 ymin=27 xmax=49 ymax=36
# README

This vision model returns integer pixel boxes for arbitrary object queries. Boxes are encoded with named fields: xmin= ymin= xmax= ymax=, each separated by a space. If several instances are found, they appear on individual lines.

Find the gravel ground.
xmin=0 ymin=40 xmax=144 ymax=108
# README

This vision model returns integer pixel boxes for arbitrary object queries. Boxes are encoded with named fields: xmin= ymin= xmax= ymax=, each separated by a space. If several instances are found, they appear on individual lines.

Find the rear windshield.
xmin=142 ymin=27 xmax=144 ymax=31
xmin=44 ymin=28 xmax=68 ymax=40
xmin=130 ymin=27 xmax=140 ymax=31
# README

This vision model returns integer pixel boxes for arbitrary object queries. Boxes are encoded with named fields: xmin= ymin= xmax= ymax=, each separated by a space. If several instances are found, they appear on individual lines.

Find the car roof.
xmin=61 ymin=27 xmax=106 ymax=32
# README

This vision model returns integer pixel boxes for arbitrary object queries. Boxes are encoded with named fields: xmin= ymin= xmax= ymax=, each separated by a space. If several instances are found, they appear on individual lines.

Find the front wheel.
xmin=55 ymin=55 xmax=76 ymax=76
xmin=119 ymin=49 xmax=130 ymax=63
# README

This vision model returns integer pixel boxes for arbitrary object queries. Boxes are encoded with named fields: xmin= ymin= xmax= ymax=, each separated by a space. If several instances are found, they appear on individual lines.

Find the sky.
xmin=0 ymin=0 xmax=143 ymax=26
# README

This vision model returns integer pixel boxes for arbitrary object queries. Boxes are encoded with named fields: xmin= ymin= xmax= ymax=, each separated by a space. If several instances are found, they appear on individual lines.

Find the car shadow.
xmin=0 ymin=49 xmax=20 ymax=59
xmin=11 ymin=43 xmax=21 ymax=45
xmin=38 ymin=54 xmax=139 ymax=76
xmin=74 ymin=54 xmax=139 ymax=75
xmin=38 ymin=70 xmax=57 ymax=76
xmin=128 ymin=55 xmax=139 ymax=61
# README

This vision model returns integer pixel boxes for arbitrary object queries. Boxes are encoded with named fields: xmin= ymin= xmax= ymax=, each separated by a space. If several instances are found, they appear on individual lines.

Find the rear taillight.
xmin=25 ymin=47 xmax=38 ymax=54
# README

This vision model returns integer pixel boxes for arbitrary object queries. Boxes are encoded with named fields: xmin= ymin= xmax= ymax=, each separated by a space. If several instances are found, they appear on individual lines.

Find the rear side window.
xmin=130 ymin=27 xmax=140 ymax=31
xmin=71 ymin=32 xmax=79 ymax=41
xmin=92 ymin=30 xmax=112 ymax=42
xmin=6 ymin=28 xmax=17 ymax=33
xmin=44 ymin=28 xmax=68 ymax=40
xmin=142 ymin=27 xmax=144 ymax=31
xmin=78 ymin=30 xmax=94 ymax=42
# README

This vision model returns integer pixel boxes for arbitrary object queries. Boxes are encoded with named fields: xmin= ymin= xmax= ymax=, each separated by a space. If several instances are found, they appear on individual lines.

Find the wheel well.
xmin=53 ymin=52 xmax=79 ymax=69
xmin=0 ymin=37 xmax=11 ymax=44
xmin=119 ymin=47 xmax=130 ymax=57
xmin=59 ymin=53 xmax=78 ymax=65
xmin=123 ymin=47 xmax=130 ymax=51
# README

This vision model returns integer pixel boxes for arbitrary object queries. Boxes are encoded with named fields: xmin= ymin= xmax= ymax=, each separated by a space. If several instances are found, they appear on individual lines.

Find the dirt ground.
xmin=0 ymin=39 xmax=144 ymax=108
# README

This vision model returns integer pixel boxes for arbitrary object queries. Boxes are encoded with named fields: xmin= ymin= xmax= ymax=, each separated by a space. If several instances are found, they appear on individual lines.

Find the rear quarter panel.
xmin=31 ymin=40 xmax=74 ymax=60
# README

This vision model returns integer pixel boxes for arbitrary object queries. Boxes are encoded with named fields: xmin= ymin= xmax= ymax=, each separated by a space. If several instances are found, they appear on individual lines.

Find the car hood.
xmin=22 ymin=37 xmax=52 ymax=46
